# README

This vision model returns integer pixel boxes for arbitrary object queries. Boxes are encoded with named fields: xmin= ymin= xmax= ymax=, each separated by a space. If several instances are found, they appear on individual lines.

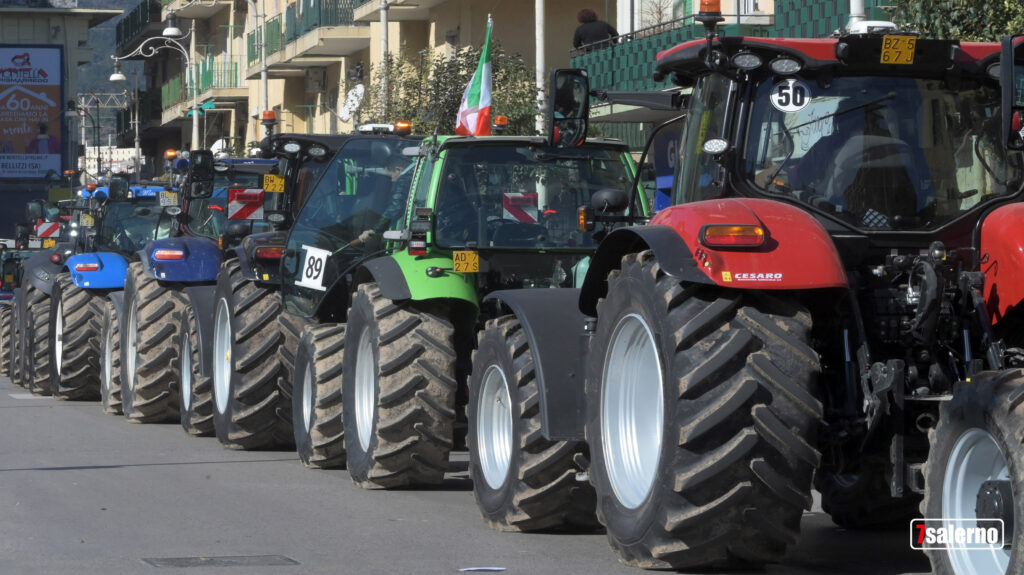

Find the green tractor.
xmin=282 ymin=79 xmax=649 ymax=532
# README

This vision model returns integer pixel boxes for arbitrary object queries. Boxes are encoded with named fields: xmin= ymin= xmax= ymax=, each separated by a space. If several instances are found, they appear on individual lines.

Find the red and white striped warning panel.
xmin=502 ymin=192 xmax=538 ymax=223
xmin=228 ymin=188 xmax=265 ymax=220
xmin=35 ymin=221 xmax=60 ymax=238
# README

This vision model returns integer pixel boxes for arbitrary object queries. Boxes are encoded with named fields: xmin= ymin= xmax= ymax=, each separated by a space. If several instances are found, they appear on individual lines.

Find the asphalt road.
xmin=0 ymin=375 xmax=933 ymax=575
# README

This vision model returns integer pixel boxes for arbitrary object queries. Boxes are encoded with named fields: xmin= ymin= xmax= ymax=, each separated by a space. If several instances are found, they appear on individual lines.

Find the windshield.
xmin=96 ymin=199 xmax=173 ymax=254
xmin=433 ymin=144 xmax=636 ymax=250
xmin=742 ymin=75 xmax=1023 ymax=230
xmin=186 ymin=171 xmax=267 ymax=239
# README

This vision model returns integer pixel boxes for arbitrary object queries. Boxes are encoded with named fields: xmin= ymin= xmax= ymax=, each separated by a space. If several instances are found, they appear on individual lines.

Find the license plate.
xmin=452 ymin=250 xmax=479 ymax=273
xmin=263 ymin=173 xmax=285 ymax=193
xmin=881 ymin=35 xmax=916 ymax=65
xmin=159 ymin=191 xmax=178 ymax=206
xmin=42 ymin=239 xmax=55 ymax=249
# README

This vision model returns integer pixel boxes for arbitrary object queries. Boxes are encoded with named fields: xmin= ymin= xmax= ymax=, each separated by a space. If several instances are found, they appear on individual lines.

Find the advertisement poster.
xmin=0 ymin=46 xmax=64 ymax=180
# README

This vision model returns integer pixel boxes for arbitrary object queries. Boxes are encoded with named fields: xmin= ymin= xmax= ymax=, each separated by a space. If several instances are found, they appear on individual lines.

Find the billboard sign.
xmin=0 ymin=46 xmax=64 ymax=180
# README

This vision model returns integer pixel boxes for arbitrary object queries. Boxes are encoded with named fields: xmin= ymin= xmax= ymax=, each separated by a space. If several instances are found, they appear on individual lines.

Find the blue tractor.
xmin=47 ymin=182 xmax=176 ymax=403
xmin=116 ymin=153 xmax=277 ymax=425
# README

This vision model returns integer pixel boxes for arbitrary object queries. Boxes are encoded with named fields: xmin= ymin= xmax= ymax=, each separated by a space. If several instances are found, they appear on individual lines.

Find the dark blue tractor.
xmin=115 ymin=153 xmax=277 ymax=424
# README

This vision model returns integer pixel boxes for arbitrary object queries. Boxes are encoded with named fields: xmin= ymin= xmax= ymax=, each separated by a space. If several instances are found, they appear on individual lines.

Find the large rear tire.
xmin=24 ymin=283 xmax=52 ymax=396
xmin=922 ymin=369 xmax=1024 ymax=575
xmin=342 ymin=283 xmax=455 ymax=488
xmin=49 ymin=273 xmax=102 ymax=400
xmin=99 ymin=300 xmax=122 ymax=415
xmin=468 ymin=315 xmax=598 ymax=532
xmin=585 ymin=250 xmax=822 ymax=569
xmin=179 ymin=304 xmax=213 ymax=436
xmin=121 ymin=262 xmax=186 ymax=423
xmin=293 ymin=323 xmax=346 ymax=468
xmin=211 ymin=260 xmax=290 ymax=449
xmin=1 ymin=306 xmax=11 ymax=377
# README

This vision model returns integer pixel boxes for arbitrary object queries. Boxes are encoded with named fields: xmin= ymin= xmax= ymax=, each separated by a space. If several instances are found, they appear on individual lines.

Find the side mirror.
xmin=189 ymin=149 xmax=216 ymax=183
xmin=548 ymin=69 xmax=590 ymax=148
xmin=1002 ymin=35 xmax=1024 ymax=150
xmin=25 ymin=201 xmax=43 ymax=223
xmin=591 ymin=188 xmax=630 ymax=213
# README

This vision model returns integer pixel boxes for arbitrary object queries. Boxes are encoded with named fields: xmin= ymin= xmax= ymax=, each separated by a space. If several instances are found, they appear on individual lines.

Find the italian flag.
xmin=455 ymin=15 xmax=493 ymax=136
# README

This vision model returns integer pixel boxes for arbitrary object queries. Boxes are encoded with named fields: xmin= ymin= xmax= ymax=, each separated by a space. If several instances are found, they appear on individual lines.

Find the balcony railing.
xmin=266 ymin=15 xmax=284 ymax=56
xmin=570 ymin=14 xmax=774 ymax=93
xmin=161 ymin=75 xmax=186 ymax=111
xmin=197 ymin=55 xmax=244 ymax=93
xmin=247 ymin=28 xmax=261 ymax=66
xmin=288 ymin=0 xmax=360 ymax=43
xmin=116 ymin=0 xmax=162 ymax=50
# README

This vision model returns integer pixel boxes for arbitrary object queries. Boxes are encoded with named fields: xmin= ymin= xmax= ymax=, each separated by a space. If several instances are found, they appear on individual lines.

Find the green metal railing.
xmin=161 ymin=75 xmax=186 ymax=111
xmin=266 ymin=15 xmax=284 ymax=56
xmin=286 ymin=0 xmax=360 ymax=43
xmin=197 ymin=55 xmax=243 ymax=93
xmin=247 ymin=28 xmax=262 ymax=66
xmin=116 ymin=0 xmax=161 ymax=50
xmin=286 ymin=3 xmax=298 ymax=43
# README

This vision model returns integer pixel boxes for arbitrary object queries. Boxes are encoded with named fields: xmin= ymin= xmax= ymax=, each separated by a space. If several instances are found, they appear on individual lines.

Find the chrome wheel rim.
xmin=181 ymin=326 xmax=192 ymax=412
xmin=601 ymin=313 xmax=664 ymax=510
xmin=53 ymin=299 xmax=63 ymax=375
xmin=478 ymin=364 xmax=514 ymax=490
xmin=942 ymin=427 xmax=1012 ymax=575
xmin=355 ymin=330 xmax=376 ymax=451
xmin=126 ymin=300 xmax=138 ymax=392
xmin=302 ymin=362 xmax=315 ymax=433
xmin=213 ymin=298 xmax=232 ymax=415
xmin=102 ymin=318 xmax=113 ymax=396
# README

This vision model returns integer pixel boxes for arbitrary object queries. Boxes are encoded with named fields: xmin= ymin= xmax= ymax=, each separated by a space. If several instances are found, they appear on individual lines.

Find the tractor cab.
xmin=175 ymin=153 xmax=278 ymax=246
xmin=656 ymin=24 xmax=1023 ymax=243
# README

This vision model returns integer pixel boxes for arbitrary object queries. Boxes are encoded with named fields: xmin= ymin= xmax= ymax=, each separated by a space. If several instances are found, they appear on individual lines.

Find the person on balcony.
xmin=573 ymin=8 xmax=618 ymax=52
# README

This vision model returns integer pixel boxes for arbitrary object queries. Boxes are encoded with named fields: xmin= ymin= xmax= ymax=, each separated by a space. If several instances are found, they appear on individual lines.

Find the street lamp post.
xmin=111 ymin=13 xmax=199 ymax=150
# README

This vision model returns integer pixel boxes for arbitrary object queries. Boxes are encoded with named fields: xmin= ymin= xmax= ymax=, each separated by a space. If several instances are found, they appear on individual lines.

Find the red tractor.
xmin=465 ymin=6 xmax=1024 ymax=574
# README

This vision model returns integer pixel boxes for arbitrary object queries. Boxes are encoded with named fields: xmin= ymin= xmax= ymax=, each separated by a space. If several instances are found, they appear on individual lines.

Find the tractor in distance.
xmin=466 ymin=4 xmax=1024 ymax=574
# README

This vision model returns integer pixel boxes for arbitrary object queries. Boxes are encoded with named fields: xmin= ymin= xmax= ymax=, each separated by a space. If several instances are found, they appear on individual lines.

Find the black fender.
xmin=355 ymin=256 xmax=411 ymax=301
xmin=234 ymin=230 xmax=287 ymax=285
xmin=579 ymin=225 xmax=714 ymax=316
xmin=135 ymin=249 xmax=153 ymax=277
xmin=183 ymin=284 xmax=217 ymax=379
xmin=228 ymin=243 xmax=254 ymax=282
xmin=22 ymin=248 xmax=64 ymax=296
xmin=483 ymin=288 xmax=589 ymax=442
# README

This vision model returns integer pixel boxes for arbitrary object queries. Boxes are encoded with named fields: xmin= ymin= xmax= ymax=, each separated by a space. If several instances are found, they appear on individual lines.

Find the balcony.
xmin=286 ymin=0 xmax=369 ymax=61
xmin=353 ymin=0 xmax=446 ymax=22
xmin=246 ymin=0 xmax=369 ymax=79
xmin=115 ymin=0 xmax=163 ymax=55
xmin=195 ymin=55 xmax=247 ymax=103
